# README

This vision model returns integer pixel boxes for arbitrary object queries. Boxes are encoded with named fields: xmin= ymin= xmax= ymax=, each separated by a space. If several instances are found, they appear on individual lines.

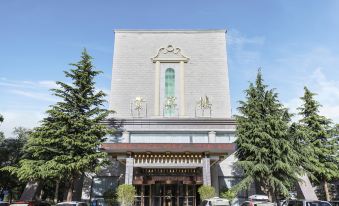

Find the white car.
xmin=241 ymin=195 xmax=274 ymax=206
xmin=56 ymin=202 xmax=87 ymax=206
xmin=201 ymin=197 xmax=230 ymax=206
xmin=286 ymin=200 xmax=332 ymax=206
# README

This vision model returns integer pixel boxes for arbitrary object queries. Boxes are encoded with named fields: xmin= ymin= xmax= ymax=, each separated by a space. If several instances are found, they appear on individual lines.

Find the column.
xmin=141 ymin=185 xmax=144 ymax=206
xmin=122 ymin=131 xmax=130 ymax=143
xmin=125 ymin=158 xmax=134 ymax=184
xmin=180 ymin=61 xmax=185 ymax=116
xmin=211 ymin=165 xmax=219 ymax=195
xmin=154 ymin=61 xmax=160 ymax=116
xmin=208 ymin=131 xmax=216 ymax=143
xmin=202 ymin=158 xmax=211 ymax=186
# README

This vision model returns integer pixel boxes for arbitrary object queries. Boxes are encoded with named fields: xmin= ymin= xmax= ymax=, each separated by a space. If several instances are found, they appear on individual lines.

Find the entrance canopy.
xmin=100 ymin=143 xmax=236 ymax=154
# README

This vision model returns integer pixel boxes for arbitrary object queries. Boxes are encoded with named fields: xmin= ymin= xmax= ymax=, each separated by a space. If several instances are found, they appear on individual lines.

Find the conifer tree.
xmin=233 ymin=70 xmax=301 ymax=201
xmin=0 ymin=114 xmax=4 ymax=140
xmin=297 ymin=87 xmax=338 ymax=201
xmin=6 ymin=49 xmax=112 ymax=201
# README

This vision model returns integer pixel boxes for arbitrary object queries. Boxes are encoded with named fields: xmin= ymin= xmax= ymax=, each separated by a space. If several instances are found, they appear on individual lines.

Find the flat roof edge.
xmin=114 ymin=29 xmax=227 ymax=33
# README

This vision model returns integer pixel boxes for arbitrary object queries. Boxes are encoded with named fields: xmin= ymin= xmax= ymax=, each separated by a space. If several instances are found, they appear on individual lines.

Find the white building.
xmin=85 ymin=30 xmax=251 ymax=206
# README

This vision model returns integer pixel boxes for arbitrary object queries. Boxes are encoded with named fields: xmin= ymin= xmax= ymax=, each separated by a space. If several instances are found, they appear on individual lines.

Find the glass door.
xmin=134 ymin=185 xmax=151 ymax=206
xmin=149 ymin=183 xmax=196 ymax=206
xmin=164 ymin=184 xmax=176 ymax=206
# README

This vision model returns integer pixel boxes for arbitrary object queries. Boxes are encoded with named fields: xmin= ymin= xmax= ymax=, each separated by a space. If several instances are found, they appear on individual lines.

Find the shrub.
xmin=116 ymin=184 xmax=136 ymax=206
xmin=103 ymin=188 xmax=117 ymax=206
xmin=220 ymin=189 xmax=236 ymax=202
xmin=198 ymin=185 xmax=215 ymax=200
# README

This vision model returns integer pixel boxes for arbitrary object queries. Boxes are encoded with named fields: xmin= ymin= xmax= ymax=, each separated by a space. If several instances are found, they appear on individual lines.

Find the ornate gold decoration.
xmin=198 ymin=96 xmax=212 ymax=110
xmin=164 ymin=96 xmax=177 ymax=111
xmin=130 ymin=96 xmax=147 ymax=117
xmin=134 ymin=96 xmax=144 ymax=112
xmin=196 ymin=96 xmax=212 ymax=117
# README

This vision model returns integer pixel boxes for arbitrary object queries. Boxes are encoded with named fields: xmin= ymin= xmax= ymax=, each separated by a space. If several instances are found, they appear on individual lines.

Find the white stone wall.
xmin=109 ymin=30 xmax=232 ymax=118
xmin=217 ymin=152 xmax=242 ymax=177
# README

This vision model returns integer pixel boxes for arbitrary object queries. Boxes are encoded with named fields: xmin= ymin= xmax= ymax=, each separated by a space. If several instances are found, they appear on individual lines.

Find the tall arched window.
xmin=165 ymin=68 xmax=175 ymax=97
xmin=165 ymin=68 xmax=175 ymax=116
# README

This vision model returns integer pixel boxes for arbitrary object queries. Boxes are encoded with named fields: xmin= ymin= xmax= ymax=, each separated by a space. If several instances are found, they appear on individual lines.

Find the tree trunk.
xmin=39 ymin=189 xmax=44 ymax=200
xmin=267 ymin=188 xmax=274 ymax=203
xmin=9 ymin=190 xmax=12 ymax=203
xmin=323 ymin=180 xmax=330 ymax=201
xmin=274 ymin=192 xmax=280 ymax=206
xmin=54 ymin=179 xmax=60 ymax=203
xmin=67 ymin=179 xmax=74 ymax=202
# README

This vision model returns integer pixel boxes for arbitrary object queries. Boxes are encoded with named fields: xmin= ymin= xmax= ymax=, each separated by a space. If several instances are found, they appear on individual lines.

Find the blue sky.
xmin=1 ymin=0 xmax=339 ymax=137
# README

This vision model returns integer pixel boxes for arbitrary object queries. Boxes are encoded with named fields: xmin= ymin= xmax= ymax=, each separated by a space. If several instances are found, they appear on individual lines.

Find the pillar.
xmin=125 ymin=158 xmax=134 ymax=184
xmin=202 ymin=157 xmax=211 ymax=185
xmin=180 ymin=60 xmax=185 ymax=116
xmin=154 ymin=61 xmax=160 ymax=116
xmin=208 ymin=131 xmax=216 ymax=143
xmin=211 ymin=165 xmax=219 ymax=195
xmin=122 ymin=131 xmax=130 ymax=143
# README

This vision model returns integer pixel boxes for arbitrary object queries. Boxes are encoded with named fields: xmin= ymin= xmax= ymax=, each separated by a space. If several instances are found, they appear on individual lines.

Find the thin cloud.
xmin=0 ymin=78 xmax=59 ymax=89
xmin=228 ymin=29 xmax=265 ymax=47
xmin=227 ymin=29 xmax=265 ymax=66
xmin=285 ymin=68 xmax=339 ymax=123
xmin=1 ymin=109 xmax=46 ymax=138
xmin=9 ymin=89 xmax=57 ymax=102
xmin=0 ymin=78 xmax=60 ymax=103
xmin=38 ymin=80 xmax=58 ymax=89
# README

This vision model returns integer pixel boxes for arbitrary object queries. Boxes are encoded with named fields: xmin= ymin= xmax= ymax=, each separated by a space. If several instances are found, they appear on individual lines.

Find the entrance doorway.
xmin=135 ymin=182 xmax=200 ymax=206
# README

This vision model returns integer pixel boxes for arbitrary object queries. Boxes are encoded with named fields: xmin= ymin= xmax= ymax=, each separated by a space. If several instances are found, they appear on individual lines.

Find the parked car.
xmin=56 ymin=202 xmax=87 ymax=206
xmin=10 ymin=201 xmax=50 ymax=206
xmin=286 ymin=200 xmax=332 ymax=206
xmin=0 ymin=201 xmax=9 ymax=206
xmin=200 ymin=197 xmax=230 ymax=206
xmin=241 ymin=201 xmax=275 ymax=206
xmin=240 ymin=195 xmax=275 ymax=206
xmin=330 ymin=201 xmax=339 ymax=206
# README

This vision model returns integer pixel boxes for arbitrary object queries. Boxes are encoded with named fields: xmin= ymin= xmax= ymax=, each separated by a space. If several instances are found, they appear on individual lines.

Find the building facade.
xmin=83 ymin=30 xmax=252 ymax=206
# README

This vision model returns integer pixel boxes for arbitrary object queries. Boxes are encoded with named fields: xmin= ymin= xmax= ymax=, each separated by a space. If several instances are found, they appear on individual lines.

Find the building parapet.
xmin=103 ymin=117 xmax=236 ymax=132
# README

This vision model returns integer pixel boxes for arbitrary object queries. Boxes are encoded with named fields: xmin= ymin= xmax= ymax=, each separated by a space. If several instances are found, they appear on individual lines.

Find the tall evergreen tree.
xmin=233 ymin=70 xmax=301 ymax=201
xmin=0 ymin=114 xmax=4 ymax=141
xmin=297 ymin=87 xmax=338 ymax=201
xmin=0 ymin=127 xmax=30 ymax=202
xmin=6 ymin=49 xmax=112 ymax=201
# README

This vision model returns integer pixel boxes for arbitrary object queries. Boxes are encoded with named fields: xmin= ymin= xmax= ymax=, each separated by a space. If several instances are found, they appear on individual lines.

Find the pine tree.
xmin=0 ymin=127 xmax=30 ymax=202
xmin=233 ymin=70 xmax=301 ymax=202
xmin=0 ymin=114 xmax=4 ymax=141
xmin=297 ymin=87 xmax=338 ymax=201
xmin=6 ymin=49 xmax=112 ymax=201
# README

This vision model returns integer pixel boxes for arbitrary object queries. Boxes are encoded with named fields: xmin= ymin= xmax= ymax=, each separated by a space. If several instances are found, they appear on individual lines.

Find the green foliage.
xmin=296 ymin=87 xmax=338 ymax=199
xmin=233 ymin=70 xmax=302 ymax=199
xmin=0 ymin=127 xmax=31 ymax=201
xmin=3 ymin=50 xmax=113 ymax=201
xmin=0 ymin=114 xmax=4 ymax=141
xmin=198 ymin=185 xmax=215 ymax=200
xmin=220 ymin=189 xmax=236 ymax=201
xmin=297 ymin=87 xmax=338 ymax=182
xmin=103 ymin=188 xmax=117 ymax=206
xmin=332 ymin=124 xmax=339 ymax=165
xmin=116 ymin=184 xmax=136 ymax=206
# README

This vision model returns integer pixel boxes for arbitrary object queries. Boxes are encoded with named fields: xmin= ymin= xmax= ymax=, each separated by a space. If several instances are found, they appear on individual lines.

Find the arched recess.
xmin=165 ymin=68 xmax=175 ymax=98
xmin=151 ymin=45 xmax=189 ymax=116
xmin=165 ymin=68 xmax=175 ymax=116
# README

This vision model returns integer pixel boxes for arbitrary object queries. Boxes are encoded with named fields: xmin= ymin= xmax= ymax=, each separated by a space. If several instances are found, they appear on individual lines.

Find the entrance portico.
xmin=134 ymin=168 xmax=201 ymax=206
xmin=101 ymin=142 xmax=236 ymax=206
xmin=124 ymin=153 xmax=213 ymax=186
